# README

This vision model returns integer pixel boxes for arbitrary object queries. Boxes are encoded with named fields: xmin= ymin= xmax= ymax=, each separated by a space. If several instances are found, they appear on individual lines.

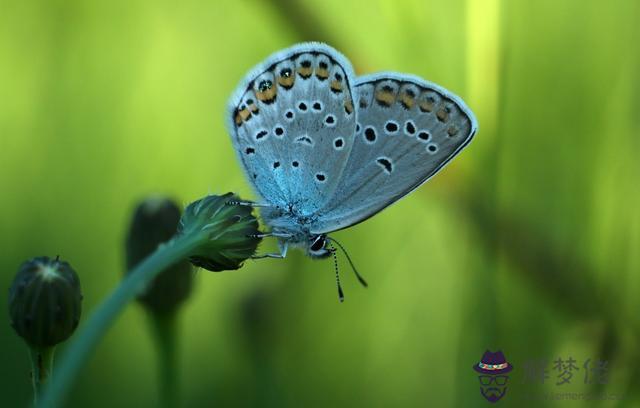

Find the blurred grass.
xmin=1 ymin=0 xmax=639 ymax=407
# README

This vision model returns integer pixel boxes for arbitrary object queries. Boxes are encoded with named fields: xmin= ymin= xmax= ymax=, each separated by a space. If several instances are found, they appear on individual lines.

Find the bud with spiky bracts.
xmin=178 ymin=192 xmax=261 ymax=271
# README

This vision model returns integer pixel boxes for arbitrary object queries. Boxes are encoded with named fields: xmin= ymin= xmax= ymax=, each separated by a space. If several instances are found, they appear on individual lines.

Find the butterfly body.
xmin=226 ymin=43 xmax=477 ymax=261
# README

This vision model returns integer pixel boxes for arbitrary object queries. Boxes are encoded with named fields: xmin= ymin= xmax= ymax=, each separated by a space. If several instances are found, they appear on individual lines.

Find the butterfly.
xmin=226 ymin=43 xmax=477 ymax=298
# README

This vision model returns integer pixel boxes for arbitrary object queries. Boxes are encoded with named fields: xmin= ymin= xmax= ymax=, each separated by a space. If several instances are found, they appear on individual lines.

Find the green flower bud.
xmin=125 ymin=197 xmax=193 ymax=315
xmin=178 ymin=193 xmax=261 ymax=271
xmin=8 ymin=257 xmax=83 ymax=348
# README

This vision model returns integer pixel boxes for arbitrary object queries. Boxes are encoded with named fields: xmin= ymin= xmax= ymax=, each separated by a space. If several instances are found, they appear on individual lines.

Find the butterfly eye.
xmin=310 ymin=235 xmax=325 ymax=251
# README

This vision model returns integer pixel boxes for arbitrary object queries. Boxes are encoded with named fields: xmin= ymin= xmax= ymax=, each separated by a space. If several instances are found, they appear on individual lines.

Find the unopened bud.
xmin=125 ymin=197 xmax=193 ymax=315
xmin=8 ymin=257 xmax=82 ymax=348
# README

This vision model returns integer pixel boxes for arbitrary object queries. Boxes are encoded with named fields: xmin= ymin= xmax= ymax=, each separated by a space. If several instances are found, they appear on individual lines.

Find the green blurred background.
xmin=1 ymin=0 xmax=639 ymax=406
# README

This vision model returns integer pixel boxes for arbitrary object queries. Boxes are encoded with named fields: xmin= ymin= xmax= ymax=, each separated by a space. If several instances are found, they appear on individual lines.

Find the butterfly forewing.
xmin=227 ymin=43 xmax=357 ymax=214
xmin=312 ymin=72 xmax=477 ymax=233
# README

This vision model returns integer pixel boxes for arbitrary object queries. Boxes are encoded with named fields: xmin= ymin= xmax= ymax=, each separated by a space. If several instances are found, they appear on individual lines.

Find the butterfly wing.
xmin=311 ymin=72 xmax=478 ymax=234
xmin=226 ymin=43 xmax=357 ymax=213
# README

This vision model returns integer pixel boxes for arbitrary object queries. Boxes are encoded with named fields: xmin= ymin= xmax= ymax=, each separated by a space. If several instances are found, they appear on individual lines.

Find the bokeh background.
xmin=1 ymin=0 xmax=639 ymax=406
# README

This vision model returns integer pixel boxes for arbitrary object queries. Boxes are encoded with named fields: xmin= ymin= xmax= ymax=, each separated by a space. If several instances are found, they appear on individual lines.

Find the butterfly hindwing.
xmin=312 ymin=72 xmax=478 ymax=233
xmin=227 ymin=43 xmax=357 ymax=213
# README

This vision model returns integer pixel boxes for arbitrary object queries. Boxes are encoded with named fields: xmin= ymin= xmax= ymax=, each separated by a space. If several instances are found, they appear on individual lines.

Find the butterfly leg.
xmin=248 ymin=232 xmax=293 ymax=239
xmin=251 ymin=241 xmax=288 ymax=259
xmin=227 ymin=200 xmax=274 ymax=208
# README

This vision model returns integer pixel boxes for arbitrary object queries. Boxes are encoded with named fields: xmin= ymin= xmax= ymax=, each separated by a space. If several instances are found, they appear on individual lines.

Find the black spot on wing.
xmin=376 ymin=157 xmax=393 ymax=174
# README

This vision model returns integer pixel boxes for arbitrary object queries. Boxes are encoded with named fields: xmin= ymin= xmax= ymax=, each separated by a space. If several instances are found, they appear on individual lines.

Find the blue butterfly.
xmin=226 ymin=43 xmax=477 ymax=299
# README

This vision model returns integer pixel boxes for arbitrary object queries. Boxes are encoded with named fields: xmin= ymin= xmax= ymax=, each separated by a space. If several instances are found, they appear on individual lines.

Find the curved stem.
xmin=148 ymin=311 xmax=179 ymax=408
xmin=29 ymin=346 xmax=55 ymax=405
xmin=37 ymin=233 xmax=203 ymax=408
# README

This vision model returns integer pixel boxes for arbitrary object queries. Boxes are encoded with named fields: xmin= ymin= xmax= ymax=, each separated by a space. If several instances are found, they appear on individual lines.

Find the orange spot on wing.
xmin=239 ymin=108 xmax=251 ymax=121
xmin=436 ymin=107 xmax=450 ymax=122
xmin=256 ymin=87 xmax=277 ymax=103
xmin=420 ymin=99 xmax=434 ymax=112
xmin=344 ymin=99 xmax=353 ymax=114
xmin=315 ymin=67 xmax=329 ymax=80
xmin=297 ymin=67 xmax=312 ymax=78
xmin=277 ymin=76 xmax=295 ymax=89
xmin=375 ymin=90 xmax=395 ymax=106
xmin=400 ymin=92 xmax=415 ymax=109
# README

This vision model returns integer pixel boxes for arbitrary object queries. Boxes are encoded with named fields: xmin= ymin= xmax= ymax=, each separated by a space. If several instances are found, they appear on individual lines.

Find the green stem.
xmin=148 ymin=311 xmax=179 ymax=408
xmin=37 ymin=233 xmax=203 ymax=408
xmin=28 ymin=346 xmax=55 ymax=406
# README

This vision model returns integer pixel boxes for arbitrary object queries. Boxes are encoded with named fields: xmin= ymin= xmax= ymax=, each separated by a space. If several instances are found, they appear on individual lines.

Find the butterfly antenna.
xmin=327 ymin=237 xmax=368 ymax=288
xmin=330 ymin=247 xmax=345 ymax=302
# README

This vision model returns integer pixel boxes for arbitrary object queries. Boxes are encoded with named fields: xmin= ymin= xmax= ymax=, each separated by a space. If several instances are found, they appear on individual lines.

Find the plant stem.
xmin=29 ymin=346 xmax=55 ymax=405
xmin=148 ymin=311 xmax=179 ymax=408
xmin=37 ymin=233 xmax=203 ymax=408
